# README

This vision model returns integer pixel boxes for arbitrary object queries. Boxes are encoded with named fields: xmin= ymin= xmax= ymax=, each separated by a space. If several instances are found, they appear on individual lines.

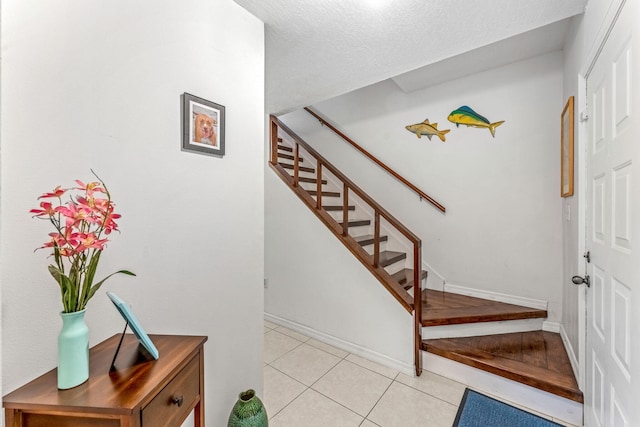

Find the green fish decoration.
xmin=447 ymin=106 xmax=505 ymax=137
xmin=405 ymin=119 xmax=450 ymax=142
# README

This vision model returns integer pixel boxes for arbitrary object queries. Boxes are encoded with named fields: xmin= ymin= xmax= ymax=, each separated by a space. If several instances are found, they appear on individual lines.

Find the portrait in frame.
xmin=182 ymin=93 xmax=225 ymax=157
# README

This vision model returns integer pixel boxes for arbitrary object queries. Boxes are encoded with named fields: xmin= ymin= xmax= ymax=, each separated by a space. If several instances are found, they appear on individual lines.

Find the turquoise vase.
xmin=57 ymin=309 xmax=89 ymax=389
xmin=227 ymin=389 xmax=269 ymax=427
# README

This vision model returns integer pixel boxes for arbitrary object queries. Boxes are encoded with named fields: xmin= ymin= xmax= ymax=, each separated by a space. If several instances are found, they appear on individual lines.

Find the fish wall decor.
xmin=405 ymin=119 xmax=450 ymax=142
xmin=447 ymin=106 xmax=505 ymax=137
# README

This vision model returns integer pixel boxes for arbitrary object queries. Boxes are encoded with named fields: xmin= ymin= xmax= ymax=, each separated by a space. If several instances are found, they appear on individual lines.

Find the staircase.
xmin=268 ymin=114 xmax=583 ymax=414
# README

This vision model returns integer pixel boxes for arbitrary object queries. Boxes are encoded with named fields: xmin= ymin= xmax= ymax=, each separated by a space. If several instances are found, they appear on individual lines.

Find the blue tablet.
xmin=107 ymin=292 xmax=159 ymax=360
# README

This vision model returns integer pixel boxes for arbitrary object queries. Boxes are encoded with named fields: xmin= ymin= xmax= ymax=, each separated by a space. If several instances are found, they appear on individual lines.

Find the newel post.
xmin=413 ymin=242 xmax=423 ymax=376
xmin=270 ymin=116 xmax=278 ymax=165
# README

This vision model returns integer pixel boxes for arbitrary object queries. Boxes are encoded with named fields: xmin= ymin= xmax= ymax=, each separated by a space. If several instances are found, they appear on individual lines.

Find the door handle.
xmin=572 ymin=275 xmax=591 ymax=287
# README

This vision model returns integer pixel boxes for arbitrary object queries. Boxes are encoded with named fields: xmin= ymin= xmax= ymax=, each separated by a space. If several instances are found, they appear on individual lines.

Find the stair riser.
xmin=422 ymin=352 xmax=583 ymax=427
xmin=422 ymin=318 xmax=544 ymax=339
xmin=385 ymin=262 xmax=411 ymax=277
xmin=379 ymin=253 xmax=406 ymax=268
xmin=359 ymin=241 xmax=390 ymax=257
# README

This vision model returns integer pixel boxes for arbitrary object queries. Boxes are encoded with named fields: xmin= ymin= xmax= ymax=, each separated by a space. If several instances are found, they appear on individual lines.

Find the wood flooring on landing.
xmin=421 ymin=289 xmax=548 ymax=326
xmin=423 ymin=331 xmax=583 ymax=402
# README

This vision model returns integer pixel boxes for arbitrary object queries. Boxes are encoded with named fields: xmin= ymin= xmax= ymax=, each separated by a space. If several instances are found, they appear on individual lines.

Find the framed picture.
xmin=107 ymin=291 xmax=159 ymax=360
xmin=561 ymin=96 xmax=574 ymax=197
xmin=182 ymin=93 xmax=225 ymax=157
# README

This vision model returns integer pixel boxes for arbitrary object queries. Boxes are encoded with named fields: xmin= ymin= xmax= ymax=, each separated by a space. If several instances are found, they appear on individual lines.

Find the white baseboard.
xmin=444 ymin=283 xmax=548 ymax=311
xmin=423 ymin=352 xmax=584 ymax=426
xmin=423 ymin=318 xmax=544 ymax=339
xmin=264 ymin=313 xmax=415 ymax=376
xmin=422 ymin=261 xmax=446 ymax=291
xmin=543 ymin=321 xmax=561 ymax=333
xmin=560 ymin=323 xmax=582 ymax=389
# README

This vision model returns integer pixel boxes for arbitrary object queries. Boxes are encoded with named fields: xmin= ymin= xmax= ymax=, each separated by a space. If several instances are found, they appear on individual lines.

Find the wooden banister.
xmin=304 ymin=107 xmax=446 ymax=213
xmin=270 ymin=114 xmax=424 ymax=376
xmin=274 ymin=117 xmax=421 ymax=244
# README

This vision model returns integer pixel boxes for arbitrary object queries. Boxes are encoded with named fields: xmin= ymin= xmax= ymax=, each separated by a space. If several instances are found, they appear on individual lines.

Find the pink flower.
xmin=75 ymin=232 xmax=108 ymax=252
xmin=38 ymin=186 xmax=67 ymax=199
xmin=29 ymin=201 xmax=56 ymax=217
xmin=57 ymin=203 xmax=93 ymax=229
xmin=75 ymin=180 xmax=106 ymax=195
xmin=102 ymin=210 xmax=121 ymax=234
xmin=30 ymin=172 xmax=134 ymax=313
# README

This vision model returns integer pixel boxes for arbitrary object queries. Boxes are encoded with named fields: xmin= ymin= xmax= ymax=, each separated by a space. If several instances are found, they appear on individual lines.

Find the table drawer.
xmin=142 ymin=355 xmax=200 ymax=426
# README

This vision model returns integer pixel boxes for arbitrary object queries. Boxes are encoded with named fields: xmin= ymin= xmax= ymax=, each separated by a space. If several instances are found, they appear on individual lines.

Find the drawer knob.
xmin=171 ymin=395 xmax=184 ymax=407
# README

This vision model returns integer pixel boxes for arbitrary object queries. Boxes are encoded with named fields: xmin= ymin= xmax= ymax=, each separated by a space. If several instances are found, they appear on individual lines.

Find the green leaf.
xmin=79 ymin=251 xmax=102 ymax=308
xmin=79 ymin=270 xmax=136 ymax=310
xmin=49 ymin=265 xmax=76 ymax=312
xmin=48 ymin=264 xmax=63 ymax=286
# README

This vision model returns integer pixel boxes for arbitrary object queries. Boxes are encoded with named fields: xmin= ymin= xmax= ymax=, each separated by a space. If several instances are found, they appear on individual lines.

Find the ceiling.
xmin=233 ymin=0 xmax=587 ymax=114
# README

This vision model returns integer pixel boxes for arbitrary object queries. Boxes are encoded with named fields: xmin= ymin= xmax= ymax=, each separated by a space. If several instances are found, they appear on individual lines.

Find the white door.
xmin=584 ymin=1 xmax=640 ymax=426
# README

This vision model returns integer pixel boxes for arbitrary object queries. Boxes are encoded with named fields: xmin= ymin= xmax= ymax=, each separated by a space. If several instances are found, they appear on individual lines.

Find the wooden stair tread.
xmin=277 ymin=144 xmax=292 ymax=152
xmin=280 ymin=163 xmax=315 ymax=173
xmin=354 ymin=234 xmax=388 ymax=246
xmin=421 ymin=289 xmax=547 ymax=326
xmin=296 ymin=176 xmax=327 ymax=184
xmin=306 ymin=190 xmax=340 ymax=198
xmin=378 ymin=250 xmax=406 ymax=267
xmin=339 ymin=219 xmax=370 ymax=227
xmin=392 ymin=269 xmax=427 ymax=290
xmin=278 ymin=153 xmax=304 ymax=162
xmin=323 ymin=205 xmax=355 ymax=211
xmin=422 ymin=331 xmax=583 ymax=402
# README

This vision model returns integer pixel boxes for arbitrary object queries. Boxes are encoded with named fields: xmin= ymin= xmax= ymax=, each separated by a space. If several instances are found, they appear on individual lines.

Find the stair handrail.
xmin=270 ymin=115 xmax=423 ymax=376
xmin=304 ymin=107 xmax=446 ymax=213
xmin=273 ymin=116 xmax=420 ymax=245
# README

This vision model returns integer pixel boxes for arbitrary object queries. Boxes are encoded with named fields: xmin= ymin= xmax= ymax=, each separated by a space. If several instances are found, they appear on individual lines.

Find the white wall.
xmin=561 ymin=13 xmax=587 ymax=381
xmin=265 ymin=52 xmax=563 ymax=368
xmin=265 ymin=168 xmax=414 ymax=367
xmin=276 ymin=51 xmax=563 ymax=317
xmin=1 ymin=1 xmax=264 ymax=425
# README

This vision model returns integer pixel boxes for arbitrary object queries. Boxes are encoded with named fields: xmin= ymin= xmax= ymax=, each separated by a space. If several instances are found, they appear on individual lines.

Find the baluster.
xmin=342 ymin=183 xmax=349 ymax=236
xmin=293 ymin=143 xmax=300 ymax=187
xmin=270 ymin=119 xmax=278 ymax=165
xmin=373 ymin=211 xmax=380 ymax=268
xmin=316 ymin=163 xmax=322 ymax=209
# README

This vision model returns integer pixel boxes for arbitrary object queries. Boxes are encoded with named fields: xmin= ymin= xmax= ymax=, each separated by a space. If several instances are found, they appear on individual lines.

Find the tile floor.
xmin=263 ymin=320 xmax=460 ymax=427
xmin=263 ymin=320 xmax=579 ymax=427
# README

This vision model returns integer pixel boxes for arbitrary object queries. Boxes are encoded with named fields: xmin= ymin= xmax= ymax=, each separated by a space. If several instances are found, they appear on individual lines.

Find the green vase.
xmin=227 ymin=389 xmax=269 ymax=427
xmin=57 ymin=309 xmax=89 ymax=389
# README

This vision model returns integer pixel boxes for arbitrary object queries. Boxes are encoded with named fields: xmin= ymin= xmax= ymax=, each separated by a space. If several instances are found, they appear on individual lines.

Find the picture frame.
xmin=561 ymin=96 xmax=574 ymax=197
xmin=182 ymin=92 xmax=225 ymax=157
xmin=107 ymin=292 xmax=159 ymax=360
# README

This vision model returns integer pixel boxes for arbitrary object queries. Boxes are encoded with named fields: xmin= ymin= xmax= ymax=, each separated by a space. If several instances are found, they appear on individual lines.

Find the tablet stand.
xmin=109 ymin=321 xmax=130 ymax=372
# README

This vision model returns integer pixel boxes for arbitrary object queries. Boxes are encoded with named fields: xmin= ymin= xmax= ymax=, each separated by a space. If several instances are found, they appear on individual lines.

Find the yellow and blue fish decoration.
xmin=447 ymin=106 xmax=505 ymax=137
xmin=405 ymin=119 xmax=450 ymax=142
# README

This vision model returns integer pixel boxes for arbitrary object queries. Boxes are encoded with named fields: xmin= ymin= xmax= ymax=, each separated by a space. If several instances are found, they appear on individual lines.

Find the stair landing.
xmin=421 ymin=289 xmax=547 ymax=327
xmin=423 ymin=331 xmax=583 ymax=403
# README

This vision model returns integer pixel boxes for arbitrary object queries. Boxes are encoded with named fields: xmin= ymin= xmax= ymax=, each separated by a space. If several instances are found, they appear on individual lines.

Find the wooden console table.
xmin=3 ymin=334 xmax=207 ymax=427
